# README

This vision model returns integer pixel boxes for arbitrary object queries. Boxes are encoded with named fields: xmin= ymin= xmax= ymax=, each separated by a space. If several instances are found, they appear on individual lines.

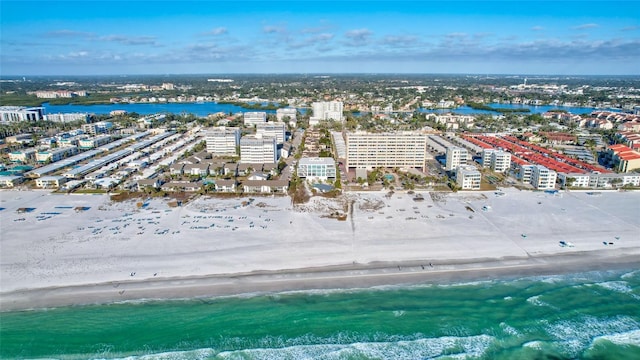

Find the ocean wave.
xmin=97 ymin=348 xmax=217 ymax=360
xmin=215 ymin=334 xmax=495 ymax=360
xmin=588 ymin=281 xmax=640 ymax=299
xmin=526 ymin=295 xmax=557 ymax=309
xmin=594 ymin=329 xmax=640 ymax=347
xmin=545 ymin=315 xmax=640 ymax=357
xmin=99 ymin=335 xmax=495 ymax=360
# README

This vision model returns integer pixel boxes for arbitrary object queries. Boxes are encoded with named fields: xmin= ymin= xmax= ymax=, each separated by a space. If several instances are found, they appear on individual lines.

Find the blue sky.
xmin=1 ymin=0 xmax=639 ymax=75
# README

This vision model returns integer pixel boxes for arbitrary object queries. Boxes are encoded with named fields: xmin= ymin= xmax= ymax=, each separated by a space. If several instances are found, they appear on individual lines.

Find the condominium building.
xmin=530 ymin=165 xmax=557 ymax=190
xmin=346 ymin=131 xmax=427 ymax=171
xmin=310 ymin=101 xmax=343 ymax=125
xmin=297 ymin=157 xmax=336 ymax=181
xmin=276 ymin=108 xmax=297 ymax=126
xmin=490 ymin=151 xmax=512 ymax=173
xmin=455 ymin=165 xmax=481 ymax=190
xmin=35 ymin=147 xmax=78 ymax=163
xmin=243 ymin=112 xmax=267 ymax=127
xmin=240 ymin=135 xmax=277 ymax=163
xmin=9 ymin=148 xmax=37 ymax=163
xmin=78 ymin=135 xmax=112 ymax=149
xmin=256 ymin=122 xmax=286 ymax=145
xmin=82 ymin=121 xmax=113 ymax=135
xmin=205 ymin=126 xmax=240 ymax=156
xmin=481 ymin=148 xmax=495 ymax=168
xmin=46 ymin=113 xmax=90 ymax=123
xmin=557 ymin=172 xmax=640 ymax=188
xmin=445 ymin=146 xmax=468 ymax=171
xmin=607 ymin=144 xmax=640 ymax=173
xmin=0 ymin=106 xmax=45 ymax=124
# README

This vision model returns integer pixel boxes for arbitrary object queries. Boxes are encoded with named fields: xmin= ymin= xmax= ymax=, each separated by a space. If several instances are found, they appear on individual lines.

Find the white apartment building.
xmin=530 ymin=165 xmax=557 ymax=190
xmin=297 ymin=157 xmax=336 ymax=181
xmin=0 ymin=106 xmax=45 ymax=124
xmin=310 ymin=101 xmax=344 ymax=125
xmin=456 ymin=165 xmax=481 ymax=190
xmin=240 ymin=135 xmax=277 ymax=163
xmin=346 ymin=131 xmax=427 ymax=171
xmin=256 ymin=122 xmax=286 ymax=145
xmin=45 ymin=113 xmax=89 ymax=123
xmin=515 ymin=164 xmax=535 ymax=184
xmin=481 ymin=148 xmax=494 ymax=168
xmin=35 ymin=147 xmax=78 ymax=163
xmin=82 ymin=121 xmax=113 ymax=135
xmin=276 ymin=108 xmax=297 ymax=126
xmin=243 ymin=112 xmax=267 ymax=127
xmin=557 ymin=172 xmax=640 ymax=188
xmin=9 ymin=148 xmax=37 ymax=163
xmin=490 ymin=151 xmax=511 ymax=173
xmin=205 ymin=126 xmax=240 ymax=156
xmin=79 ymin=135 xmax=112 ymax=149
xmin=445 ymin=146 xmax=468 ymax=171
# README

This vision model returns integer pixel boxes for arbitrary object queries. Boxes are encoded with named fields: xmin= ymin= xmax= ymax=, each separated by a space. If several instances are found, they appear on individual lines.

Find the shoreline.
xmin=3 ymin=249 xmax=639 ymax=312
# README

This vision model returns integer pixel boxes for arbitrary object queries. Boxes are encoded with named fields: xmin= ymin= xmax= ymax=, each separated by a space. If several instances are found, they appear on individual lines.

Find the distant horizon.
xmin=2 ymin=1 xmax=639 ymax=76
xmin=2 ymin=72 xmax=640 ymax=79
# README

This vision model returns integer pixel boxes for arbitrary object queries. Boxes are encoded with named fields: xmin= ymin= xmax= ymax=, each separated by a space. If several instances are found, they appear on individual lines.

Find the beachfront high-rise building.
xmin=310 ymin=101 xmax=343 ymax=126
xmin=345 ymin=131 xmax=427 ymax=171
xmin=297 ymin=157 xmax=337 ymax=182
xmin=243 ymin=112 xmax=267 ymax=127
xmin=0 ymin=106 xmax=45 ymax=124
xmin=256 ymin=122 xmax=286 ymax=145
xmin=206 ymin=126 xmax=240 ymax=157
xmin=455 ymin=165 xmax=481 ymax=190
xmin=240 ymin=135 xmax=277 ymax=163
xmin=530 ymin=165 xmax=557 ymax=190
xmin=445 ymin=146 xmax=468 ymax=171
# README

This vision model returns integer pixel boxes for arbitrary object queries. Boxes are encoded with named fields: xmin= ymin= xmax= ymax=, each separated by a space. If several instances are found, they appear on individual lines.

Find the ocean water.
xmin=1 ymin=269 xmax=639 ymax=360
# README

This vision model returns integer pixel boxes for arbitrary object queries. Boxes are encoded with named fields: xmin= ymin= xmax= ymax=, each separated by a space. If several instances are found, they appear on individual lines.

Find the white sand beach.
xmin=1 ymin=189 xmax=639 ymax=310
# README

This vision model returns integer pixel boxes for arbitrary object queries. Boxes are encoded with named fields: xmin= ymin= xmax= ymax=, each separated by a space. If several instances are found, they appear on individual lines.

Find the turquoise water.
xmin=1 ymin=269 xmax=639 ymax=359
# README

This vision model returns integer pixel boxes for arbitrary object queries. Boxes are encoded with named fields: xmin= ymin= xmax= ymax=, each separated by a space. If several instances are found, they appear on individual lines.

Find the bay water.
xmin=1 ymin=269 xmax=639 ymax=359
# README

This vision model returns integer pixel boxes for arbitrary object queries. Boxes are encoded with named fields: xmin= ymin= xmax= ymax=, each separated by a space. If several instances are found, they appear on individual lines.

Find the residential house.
xmin=242 ymin=179 xmax=289 ymax=193
xmin=215 ymin=179 xmax=237 ymax=192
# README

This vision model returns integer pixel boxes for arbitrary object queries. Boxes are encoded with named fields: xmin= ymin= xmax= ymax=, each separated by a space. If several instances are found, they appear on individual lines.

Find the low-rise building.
xmin=455 ymin=165 xmax=481 ymax=190
xmin=35 ymin=146 xmax=78 ymax=163
xmin=35 ymin=176 xmax=67 ymax=189
xmin=297 ymin=157 xmax=336 ymax=181
xmin=79 ymin=135 xmax=111 ymax=149
xmin=607 ymin=144 xmax=640 ymax=173
xmin=0 ymin=175 xmax=23 ymax=188
xmin=9 ymin=148 xmax=37 ymax=163
xmin=242 ymin=179 xmax=289 ymax=193
xmin=214 ymin=179 xmax=237 ymax=192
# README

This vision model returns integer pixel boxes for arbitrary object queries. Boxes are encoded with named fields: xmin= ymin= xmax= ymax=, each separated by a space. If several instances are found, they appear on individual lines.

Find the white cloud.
xmin=204 ymin=27 xmax=228 ymax=36
xmin=572 ymin=23 xmax=599 ymax=30
xmin=344 ymin=28 xmax=372 ymax=46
